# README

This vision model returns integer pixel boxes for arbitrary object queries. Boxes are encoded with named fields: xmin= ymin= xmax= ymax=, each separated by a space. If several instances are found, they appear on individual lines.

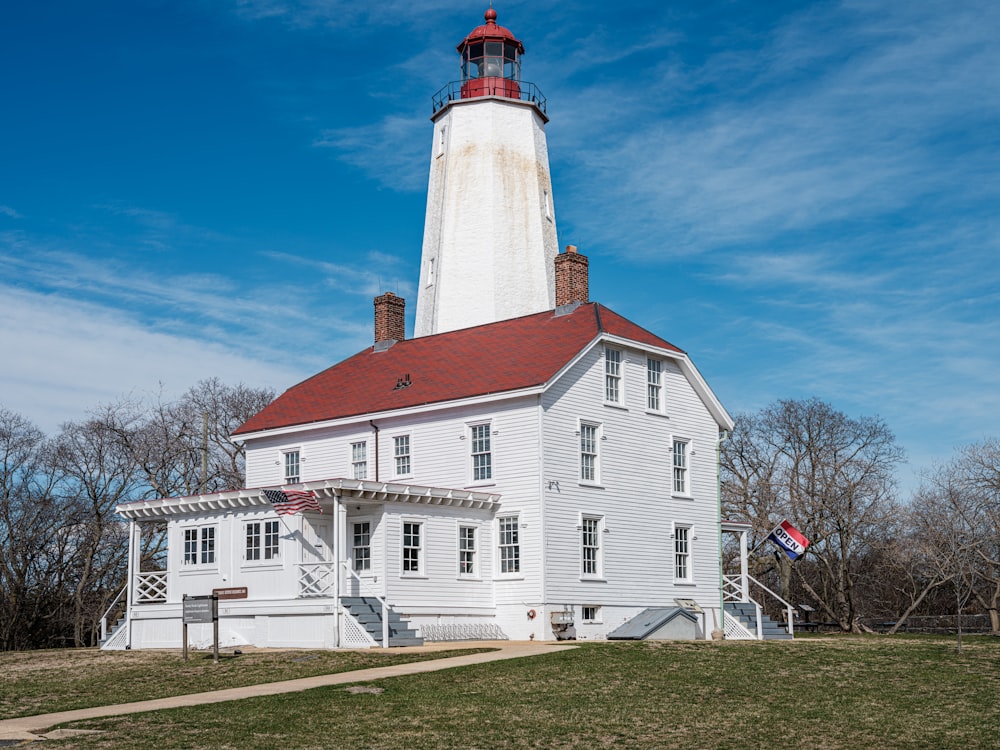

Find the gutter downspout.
xmin=717 ymin=429 xmax=729 ymax=639
xmin=369 ymin=420 xmax=380 ymax=481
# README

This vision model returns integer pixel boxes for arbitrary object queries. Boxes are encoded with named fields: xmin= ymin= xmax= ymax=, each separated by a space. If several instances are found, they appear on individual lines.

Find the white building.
xmin=108 ymin=9 xmax=779 ymax=651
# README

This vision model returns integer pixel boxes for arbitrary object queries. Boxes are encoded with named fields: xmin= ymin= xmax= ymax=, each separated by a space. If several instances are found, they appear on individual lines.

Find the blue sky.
xmin=1 ymin=0 xmax=997 ymax=496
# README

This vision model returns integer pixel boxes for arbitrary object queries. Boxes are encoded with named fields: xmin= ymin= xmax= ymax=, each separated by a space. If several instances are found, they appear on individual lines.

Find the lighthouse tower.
xmin=414 ymin=8 xmax=559 ymax=338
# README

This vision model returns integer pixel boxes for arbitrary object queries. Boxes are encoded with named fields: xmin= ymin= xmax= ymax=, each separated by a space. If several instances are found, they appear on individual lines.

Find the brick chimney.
xmin=374 ymin=292 xmax=405 ymax=345
xmin=554 ymin=245 xmax=589 ymax=307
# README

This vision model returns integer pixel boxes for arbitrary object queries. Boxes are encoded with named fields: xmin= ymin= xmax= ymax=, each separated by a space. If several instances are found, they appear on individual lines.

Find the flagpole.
xmin=748 ymin=521 xmax=781 ymax=557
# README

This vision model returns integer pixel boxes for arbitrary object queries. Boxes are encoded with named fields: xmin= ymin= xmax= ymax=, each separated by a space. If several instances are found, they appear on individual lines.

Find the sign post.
xmin=182 ymin=594 xmax=219 ymax=663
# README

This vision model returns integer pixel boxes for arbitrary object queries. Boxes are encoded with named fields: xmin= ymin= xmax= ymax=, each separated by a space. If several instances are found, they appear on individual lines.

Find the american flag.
xmin=264 ymin=488 xmax=322 ymax=516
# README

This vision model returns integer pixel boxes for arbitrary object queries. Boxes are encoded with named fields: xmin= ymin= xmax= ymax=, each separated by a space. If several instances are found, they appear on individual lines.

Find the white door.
xmin=300 ymin=517 xmax=334 ymax=597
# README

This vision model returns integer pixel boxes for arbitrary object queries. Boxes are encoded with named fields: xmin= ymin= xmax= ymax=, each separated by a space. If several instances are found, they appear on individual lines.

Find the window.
xmin=353 ymin=521 xmax=371 ymax=572
xmin=605 ymin=347 xmax=622 ymax=403
xmin=582 ymin=605 xmax=601 ymax=623
xmin=459 ymin=525 xmax=477 ymax=576
xmin=470 ymin=423 xmax=492 ymax=482
xmin=394 ymin=436 xmax=411 ymax=476
xmin=673 ymin=439 xmax=689 ymax=494
xmin=245 ymin=520 xmax=280 ymax=562
xmin=581 ymin=516 xmax=602 ymax=577
xmin=183 ymin=526 xmax=216 ymax=566
xmin=402 ymin=521 xmax=421 ymax=574
xmin=580 ymin=422 xmax=599 ymax=483
xmin=675 ymin=526 xmax=691 ymax=581
xmin=351 ymin=442 xmax=368 ymax=480
xmin=647 ymin=358 xmax=662 ymax=411
xmin=284 ymin=450 xmax=300 ymax=484
xmin=498 ymin=516 xmax=520 ymax=574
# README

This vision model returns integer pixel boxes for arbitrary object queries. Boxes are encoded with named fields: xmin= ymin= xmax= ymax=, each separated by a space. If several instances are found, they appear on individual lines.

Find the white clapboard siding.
xmin=539 ymin=339 xmax=723 ymax=607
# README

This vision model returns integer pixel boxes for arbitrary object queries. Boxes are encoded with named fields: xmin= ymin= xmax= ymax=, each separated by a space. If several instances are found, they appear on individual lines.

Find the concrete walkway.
xmin=0 ymin=641 xmax=575 ymax=744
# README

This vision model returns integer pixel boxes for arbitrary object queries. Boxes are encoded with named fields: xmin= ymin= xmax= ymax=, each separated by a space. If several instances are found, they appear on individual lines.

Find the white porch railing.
xmin=723 ymin=573 xmax=797 ymax=638
xmin=100 ymin=585 xmax=128 ymax=643
xmin=747 ymin=574 xmax=796 ymax=637
xmin=298 ymin=562 xmax=338 ymax=597
xmin=722 ymin=574 xmax=745 ymax=603
xmin=135 ymin=571 xmax=168 ymax=603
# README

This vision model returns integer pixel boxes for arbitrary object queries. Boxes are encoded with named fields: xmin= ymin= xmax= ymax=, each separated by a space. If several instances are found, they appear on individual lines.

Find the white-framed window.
xmin=402 ymin=521 xmax=422 ymax=574
xmin=183 ymin=526 xmax=217 ymax=567
xmin=580 ymin=421 xmax=600 ymax=483
xmin=675 ymin=525 xmax=692 ymax=581
xmin=284 ymin=450 xmax=300 ymax=484
xmin=245 ymin=519 xmax=280 ymax=563
xmin=647 ymin=358 xmax=663 ymax=411
xmin=582 ymin=605 xmax=601 ymax=623
xmin=470 ymin=422 xmax=492 ymax=482
xmin=459 ymin=525 xmax=477 ymax=577
xmin=581 ymin=515 xmax=603 ymax=578
xmin=497 ymin=516 xmax=520 ymax=575
xmin=673 ymin=439 xmax=689 ymax=495
xmin=394 ymin=435 xmax=411 ymax=477
xmin=605 ymin=347 xmax=622 ymax=404
xmin=352 ymin=521 xmax=371 ymax=572
xmin=351 ymin=442 xmax=368 ymax=480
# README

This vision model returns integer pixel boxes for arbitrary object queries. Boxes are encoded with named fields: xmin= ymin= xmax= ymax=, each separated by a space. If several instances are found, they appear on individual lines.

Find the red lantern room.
xmin=458 ymin=8 xmax=524 ymax=100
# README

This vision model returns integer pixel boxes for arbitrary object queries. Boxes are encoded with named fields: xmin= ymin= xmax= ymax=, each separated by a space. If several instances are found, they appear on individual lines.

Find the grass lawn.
xmin=0 ymin=646 xmax=489 ymax=719
xmin=31 ymin=635 xmax=1000 ymax=749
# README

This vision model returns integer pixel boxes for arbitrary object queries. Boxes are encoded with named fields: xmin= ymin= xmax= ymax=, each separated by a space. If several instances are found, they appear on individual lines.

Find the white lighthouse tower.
xmin=414 ymin=8 xmax=559 ymax=338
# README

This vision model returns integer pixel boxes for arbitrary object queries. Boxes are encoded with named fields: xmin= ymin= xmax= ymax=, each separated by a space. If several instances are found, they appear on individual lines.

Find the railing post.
xmin=755 ymin=602 xmax=763 ymax=640
xmin=382 ymin=600 xmax=389 ymax=648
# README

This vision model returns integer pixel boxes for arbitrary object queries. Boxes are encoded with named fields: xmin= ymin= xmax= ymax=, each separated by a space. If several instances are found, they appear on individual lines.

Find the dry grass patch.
xmin=0 ymin=646 xmax=491 ymax=720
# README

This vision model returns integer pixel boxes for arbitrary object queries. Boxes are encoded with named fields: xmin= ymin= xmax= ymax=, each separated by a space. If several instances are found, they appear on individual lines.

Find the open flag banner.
xmin=264 ymin=488 xmax=322 ymax=516
xmin=767 ymin=519 xmax=810 ymax=560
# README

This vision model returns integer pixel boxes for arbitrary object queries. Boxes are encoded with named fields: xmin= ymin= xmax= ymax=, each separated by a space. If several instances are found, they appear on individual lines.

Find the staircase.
xmin=340 ymin=597 xmax=424 ymax=647
xmin=100 ymin=617 xmax=129 ymax=650
xmin=724 ymin=602 xmax=792 ymax=640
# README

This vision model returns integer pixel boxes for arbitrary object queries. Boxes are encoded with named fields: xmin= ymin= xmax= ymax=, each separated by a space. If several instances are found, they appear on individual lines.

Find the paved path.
xmin=0 ymin=642 xmax=575 ymax=744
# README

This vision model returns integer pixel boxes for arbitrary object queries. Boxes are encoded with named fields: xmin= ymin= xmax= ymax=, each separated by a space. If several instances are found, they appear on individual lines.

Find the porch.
xmin=720 ymin=520 xmax=796 ymax=640
xmin=106 ymin=478 xmax=501 ymax=650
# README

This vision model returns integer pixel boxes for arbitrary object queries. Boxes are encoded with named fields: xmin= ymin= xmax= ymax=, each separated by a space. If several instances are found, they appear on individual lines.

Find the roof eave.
xmin=231 ymin=384 xmax=548 ymax=442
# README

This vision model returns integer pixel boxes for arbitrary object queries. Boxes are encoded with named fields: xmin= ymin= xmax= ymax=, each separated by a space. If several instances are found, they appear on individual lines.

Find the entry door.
xmin=348 ymin=517 xmax=376 ymax=597
xmin=302 ymin=517 xmax=333 ymax=563
xmin=299 ymin=517 xmax=335 ymax=597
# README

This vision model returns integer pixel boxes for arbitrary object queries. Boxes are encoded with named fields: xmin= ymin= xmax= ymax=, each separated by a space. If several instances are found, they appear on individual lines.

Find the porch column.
xmin=739 ymin=529 xmax=750 ymax=603
xmin=126 ymin=519 xmax=139 ymax=648
xmin=334 ymin=493 xmax=347 ymax=648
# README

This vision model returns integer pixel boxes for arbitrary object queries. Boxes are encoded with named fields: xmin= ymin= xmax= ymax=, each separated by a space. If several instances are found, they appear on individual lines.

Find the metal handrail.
xmin=431 ymin=80 xmax=547 ymax=115
xmin=340 ymin=561 xmax=390 ymax=648
xmin=100 ymin=585 xmax=127 ymax=642
xmin=747 ymin=574 xmax=796 ymax=636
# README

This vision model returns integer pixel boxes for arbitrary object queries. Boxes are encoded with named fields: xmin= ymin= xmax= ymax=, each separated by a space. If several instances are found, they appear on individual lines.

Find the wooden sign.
xmin=213 ymin=586 xmax=248 ymax=600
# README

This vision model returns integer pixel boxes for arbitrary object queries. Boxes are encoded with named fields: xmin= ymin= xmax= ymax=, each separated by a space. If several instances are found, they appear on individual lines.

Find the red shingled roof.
xmin=233 ymin=303 xmax=683 ymax=436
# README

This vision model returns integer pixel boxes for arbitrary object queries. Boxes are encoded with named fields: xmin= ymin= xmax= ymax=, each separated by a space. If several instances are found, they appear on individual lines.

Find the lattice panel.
xmin=298 ymin=562 xmax=337 ymax=597
xmin=341 ymin=613 xmax=377 ymax=648
xmin=422 ymin=623 xmax=509 ymax=641
xmin=135 ymin=572 xmax=168 ymax=602
xmin=723 ymin=616 xmax=756 ymax=640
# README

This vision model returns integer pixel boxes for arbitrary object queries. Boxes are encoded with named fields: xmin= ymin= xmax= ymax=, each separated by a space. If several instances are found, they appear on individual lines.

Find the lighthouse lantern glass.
xmin=462 ymin=40 xmax=519 ymax=82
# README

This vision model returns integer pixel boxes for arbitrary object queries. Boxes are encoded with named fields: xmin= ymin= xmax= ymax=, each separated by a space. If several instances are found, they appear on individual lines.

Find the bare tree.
xmin=0 ymin=379 xmax=275 ymax=651
xmin=722 ymin=398 xmax=904 ymax=631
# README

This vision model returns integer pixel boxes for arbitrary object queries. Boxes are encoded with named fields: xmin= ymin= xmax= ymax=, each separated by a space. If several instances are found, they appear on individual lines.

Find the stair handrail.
xmin=747 ymin=574 xmax=796 ymax=636
xmin=340 ymin=561 xmax=390 ymax=648
xmin=101 ymin=585 xmax=128 ymax=642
